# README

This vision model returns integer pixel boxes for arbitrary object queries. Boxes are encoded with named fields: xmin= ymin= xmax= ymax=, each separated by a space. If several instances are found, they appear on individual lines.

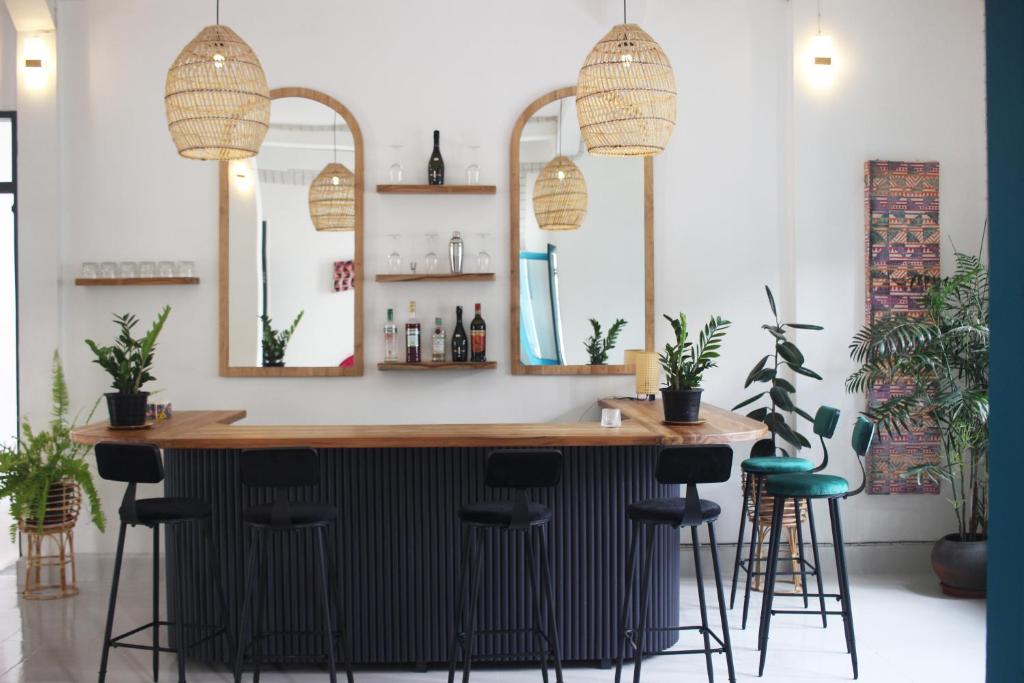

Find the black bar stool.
xmin=757 ymin=417 xmax=876 ymax=679
xmin=615 ymin=445 xmax=737 ymax=683
xmin=731 ymin=406 xmax=840 ymax=629
xmin=447 ymin=449 xmax=564 ymax=683
xmin=96 ymin=442 xmax=233 ymax=683
xmin=232 ymin=447 xmax=354 ymax=683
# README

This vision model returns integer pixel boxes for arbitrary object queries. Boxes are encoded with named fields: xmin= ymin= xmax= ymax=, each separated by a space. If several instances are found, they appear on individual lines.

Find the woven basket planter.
xmin=309 ymin=162 xmax=356 ymax=232
xmin=532 ymin=155 xmax=588 ymax=231
xmin=741 ymin=472 xmax=807 ymax=593
xmin=576 ymin=23 xmax=676 ymax=157
xmin=19 ymin=479 xmax=82 ymax=600
xmin=165 ymin=24 xmax=271 ymax=160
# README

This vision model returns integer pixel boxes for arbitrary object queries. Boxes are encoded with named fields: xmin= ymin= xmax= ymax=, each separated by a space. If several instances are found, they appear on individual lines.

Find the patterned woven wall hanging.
xmin=863 ymin=160 xmax=941 ymax=494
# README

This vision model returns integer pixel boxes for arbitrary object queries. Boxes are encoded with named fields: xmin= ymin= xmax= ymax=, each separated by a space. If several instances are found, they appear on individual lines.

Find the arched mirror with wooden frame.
xmin=511 ymin=86 xmax=654 ymax=375
xmin=220 ymin=87 xmax=364 ymax=377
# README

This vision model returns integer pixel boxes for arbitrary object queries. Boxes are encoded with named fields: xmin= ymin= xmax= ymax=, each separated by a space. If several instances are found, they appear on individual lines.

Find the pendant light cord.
xmin=817 ymin=0 xmax=822 ymax=35
xmin=623 ymin=0 xmax=627 ymax=24
xmin=557 ymin=98 xmax=563 ymax=157
xmin=332 ymin=113 xmax=338 ymax=164
xmin=216 ymin=0 xmax=220 ymax=25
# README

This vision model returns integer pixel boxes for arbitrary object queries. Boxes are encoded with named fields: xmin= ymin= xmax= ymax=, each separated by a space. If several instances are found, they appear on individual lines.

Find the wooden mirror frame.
xmin=219 ymin=86 xmax=364 ymax=377
xmin=510 ymin=86 xmax=654 ymax=375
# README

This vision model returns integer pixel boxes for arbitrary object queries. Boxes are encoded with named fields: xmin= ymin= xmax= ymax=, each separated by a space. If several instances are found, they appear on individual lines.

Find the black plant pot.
xmin=660 ymin=388 xmax=703 ymax=423
xmin=105 ymin=392 xmax=149 ymax=427
xmin=262 ymin=359 xmax=285 ymax=368
xmin=931 ymin=533 xmax=987 ymax=598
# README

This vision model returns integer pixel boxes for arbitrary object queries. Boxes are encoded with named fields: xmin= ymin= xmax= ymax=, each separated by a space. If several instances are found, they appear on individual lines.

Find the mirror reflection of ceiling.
xmin=257 ymin=98 xmax=356 ymax=187
xmin=519 ymin=98 xmax=584 ymax=170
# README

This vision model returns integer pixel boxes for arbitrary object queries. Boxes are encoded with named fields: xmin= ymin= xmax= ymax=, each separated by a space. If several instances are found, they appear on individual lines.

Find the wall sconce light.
xmin=806 ymin=1 xmax=835 ymax=89
xmin=231 ymin=160 xmax=253 ymax=191
xmin=23 ymin=35 xmax=49 ymax=90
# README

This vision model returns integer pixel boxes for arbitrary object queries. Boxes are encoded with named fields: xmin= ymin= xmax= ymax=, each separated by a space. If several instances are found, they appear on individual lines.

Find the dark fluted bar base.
xmin=164 ymin=446 xmax=679 ymax=666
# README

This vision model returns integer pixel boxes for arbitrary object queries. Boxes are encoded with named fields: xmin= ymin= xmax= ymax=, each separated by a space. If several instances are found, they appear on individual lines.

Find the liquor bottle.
xmin=383 ymin=308 xmax=398 ymax=362
xmin=470 ymin=303 xmax=486 ymax=362
xmin=432 ymin=317 xmax=446 ymax=362
xmin=427 ymin=130 xmax=445 ymax=185
xmin=451 ymin=306 xmax=468 ymax=362
xmin=405 ymin=301 xmax=421 ymax=363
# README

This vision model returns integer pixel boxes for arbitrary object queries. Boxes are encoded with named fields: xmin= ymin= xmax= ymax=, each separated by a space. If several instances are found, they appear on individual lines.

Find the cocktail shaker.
xmin=448 ymin=231 xmax=464 ymax=273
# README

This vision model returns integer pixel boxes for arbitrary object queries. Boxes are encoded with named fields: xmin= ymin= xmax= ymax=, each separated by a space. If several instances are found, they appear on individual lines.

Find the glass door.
xmin=0 ymin=113 xmax=17 ymax=569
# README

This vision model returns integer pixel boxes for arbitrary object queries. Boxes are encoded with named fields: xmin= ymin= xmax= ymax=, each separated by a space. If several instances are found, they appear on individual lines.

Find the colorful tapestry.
xmin=864 ymin=160 xmax=941 ymax=495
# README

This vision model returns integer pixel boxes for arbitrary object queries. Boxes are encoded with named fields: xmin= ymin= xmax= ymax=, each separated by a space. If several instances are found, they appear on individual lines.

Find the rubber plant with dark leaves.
xmin=733 ymin=286 xmax=824 ymax=453
xmin=0 ymin=351 xmax=104 ymax=540
xmin=261 ymin=311 xmax=304 ymax=367
xmin=584 ymin=317 xmax=627 ymax=365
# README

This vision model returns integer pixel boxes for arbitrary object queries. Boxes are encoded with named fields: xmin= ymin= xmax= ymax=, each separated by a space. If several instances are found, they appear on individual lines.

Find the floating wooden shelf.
xmin=75 ymin=277 xmax=200 ymax=286
xmin=376 ymin=184 xmax=496 ymax=195
xmin=375 ymin=273 xmax=495 ymax=283
xmin=378 ymin=361 xmax=497 ymax=371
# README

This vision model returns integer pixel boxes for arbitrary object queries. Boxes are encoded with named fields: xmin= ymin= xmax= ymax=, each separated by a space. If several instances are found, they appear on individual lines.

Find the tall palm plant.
xmin=846 ymin=250 xmax=988 ymax=540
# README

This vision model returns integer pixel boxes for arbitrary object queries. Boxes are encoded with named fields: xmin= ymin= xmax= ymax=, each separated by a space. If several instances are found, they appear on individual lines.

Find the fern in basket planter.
xmin=261 ymin=311 xmax=304 ymax=367
xmin=85 ymin=306 xmax=171 ymax=427
xmin=659 ymin=313 xmax=731 ymax=423
xmin=584 ymin=317 xmax=627 ymax=365
xmin=0 ymin=352 xmax=104 ymax=541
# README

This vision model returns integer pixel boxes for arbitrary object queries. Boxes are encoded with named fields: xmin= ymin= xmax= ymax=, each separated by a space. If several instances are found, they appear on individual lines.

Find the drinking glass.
xmin=158 ymin=261 xmax=175 ymax=277
xmin=423 ymin=233 xmax=440 ymax=274
xmin=385 ymin=234 xmax=403 ymax=274
xmin=80 ymin=262 xmax=98 ymax=279
xmin=475 ymin=232 xmax=492 ymax=272
xmin=464 ymin=145 xmax=481 ymax=184
xmin=118 ymin=261 xmax=138 ymax=278
xmin=176 ymin=261 xmax=195 ymax=278
xmin=387 ymin=145 xmax=404 ymax=183
xmin=139 ymin=261 xmax=156 ymax=278
xmin=99 ymin=262 xmax=117 ymax=278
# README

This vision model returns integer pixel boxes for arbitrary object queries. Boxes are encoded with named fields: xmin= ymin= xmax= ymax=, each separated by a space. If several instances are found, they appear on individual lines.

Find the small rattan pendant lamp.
xmin=533 ymin=99 xmax=588 ymax=231
xmin=309 ymin=114 xmax=356 ymax=232
xmin=164 ymin=0 xmax=271 ymax=160
xmin=576 ymin=0 xmax=677 ymax=157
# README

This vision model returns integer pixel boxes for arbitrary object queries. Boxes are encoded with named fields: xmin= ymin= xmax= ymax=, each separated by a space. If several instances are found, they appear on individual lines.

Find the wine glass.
xmin=475 ymin=232 xmax=492 ymax=272
xmin=423 ymin=233 xmax=440 ymax=274
xmin=385 ymin=234 xmax=403 ymax=274
xmin=464 ymin=145 xmax=481 ymax=185
xmin=387 ymin=145 xmax=404 ymax=183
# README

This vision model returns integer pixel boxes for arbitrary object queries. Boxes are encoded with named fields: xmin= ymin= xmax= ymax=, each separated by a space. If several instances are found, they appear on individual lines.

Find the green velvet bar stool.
xmin=757 ymin=417 xmax=876 ymax=679
xmin=730 ymin=406 xmax=840 ymax=629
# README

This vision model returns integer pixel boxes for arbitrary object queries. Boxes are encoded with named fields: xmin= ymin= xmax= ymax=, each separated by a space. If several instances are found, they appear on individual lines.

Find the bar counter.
xmin=73 ymin=401 xmax=766 ymax=668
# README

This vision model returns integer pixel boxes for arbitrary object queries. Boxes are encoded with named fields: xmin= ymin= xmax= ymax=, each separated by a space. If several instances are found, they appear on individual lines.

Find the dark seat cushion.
xmin=741 ymin=456 xmax=814 ymax=475
xmin=766 ymin=473 xmax=849 ymax=498
xmin=459 ymin=501 xmax=552 ymax=527
xmin=129 ymin=497 xmax=211 ymax=523
xmin=243 ymin=502 xmax=338 ymax=527
xmin=626 ymin=497 xmax=722 ymax=526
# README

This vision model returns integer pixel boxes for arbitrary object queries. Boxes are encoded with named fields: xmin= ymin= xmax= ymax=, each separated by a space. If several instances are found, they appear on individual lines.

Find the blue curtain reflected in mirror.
xmin=519 ymin=245 xmax=565 ymax=365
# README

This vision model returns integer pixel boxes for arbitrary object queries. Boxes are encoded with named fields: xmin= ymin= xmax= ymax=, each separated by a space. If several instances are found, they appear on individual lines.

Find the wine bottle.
xmin=405 ymin=301 xmax=421 ymax=363
xmin=432 ymin=317 xmax=446 ymax=362
xmin=452 ymin=306 xmax=468 ymax=362
xmin=470 ymin=303 xmax=486 ymax=362
xmin=427 ymin=129 xmax=445 ymax=185
xmin=383 ymin=308 xmax=398 ymax=362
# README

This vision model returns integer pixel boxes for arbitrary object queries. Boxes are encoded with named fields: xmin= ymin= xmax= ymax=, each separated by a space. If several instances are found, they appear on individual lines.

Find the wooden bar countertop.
xmin=71 ymin=400 xmax=767 ymax=449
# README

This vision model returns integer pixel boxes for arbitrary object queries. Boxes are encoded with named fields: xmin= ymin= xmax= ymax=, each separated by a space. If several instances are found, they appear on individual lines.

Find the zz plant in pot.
xmin=659 ymin=313 xmax=731 ymax=423
xmin=261 ymin=310 xmax=304 ymax=367
xmin=846 ymin=249 xmax=988 ymax=597
xmin=85 ymin=305 xmax=171 ymax=427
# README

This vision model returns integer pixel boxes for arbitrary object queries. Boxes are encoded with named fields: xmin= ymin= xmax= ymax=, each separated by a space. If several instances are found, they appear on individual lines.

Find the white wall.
xmin=19 ymin=0 xmax=985 ymax=554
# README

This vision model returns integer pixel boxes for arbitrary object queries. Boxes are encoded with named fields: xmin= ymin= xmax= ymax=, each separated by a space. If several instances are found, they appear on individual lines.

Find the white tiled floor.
xmin=0 ymin=555 xmax=984 ymax=683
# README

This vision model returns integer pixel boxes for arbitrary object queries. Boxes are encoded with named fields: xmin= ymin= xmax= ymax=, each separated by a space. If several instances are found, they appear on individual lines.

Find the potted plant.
xmin=0 ymin=352 xmax=105 ymax=541
xmin=584 ymin=317 xmax=627 ymax=365
xmin=734 ymin=286 xmax=824 ymax=452
xmin=85 ymin=306 xmax=171 ymax=427
xmin=846 ymin=249 xmax=988 ymax=597
xmin=261 ymin=311 xmax=304 ymax=367
xmin=659 ymin=313 xmax=731 ymax=423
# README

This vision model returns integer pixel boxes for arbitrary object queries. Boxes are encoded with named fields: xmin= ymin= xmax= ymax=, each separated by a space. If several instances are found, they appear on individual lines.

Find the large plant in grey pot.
xmin=85 ymin=305 xmax=171 ymax=427
xmin=659 ymin=313 xmax=731 ymax=423
xmin=847 ymin=250 xmax=988 ymax=597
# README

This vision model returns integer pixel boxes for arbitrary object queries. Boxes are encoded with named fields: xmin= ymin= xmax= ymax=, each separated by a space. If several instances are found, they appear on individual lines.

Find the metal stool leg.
xmin=233 ymin=530 xmax=262 ymax=683
xmin=252 ymin=531 xmax=272 ymax=683
xmin=538 ymin=526 xmax=564 ymax=683
xmin=708 ymin=522 xmax=736 ymax=683
xmin=794 ymin=498 xmax=809 ymax=608
xmin=204 ymin=520 xmax=236 ymax=660
xmin=324 ymin=525 xmax=355 ymax=683
xmin=830 ymin=498 xmax=859 ymax=679
xmin=691 ymin=526 xmax=714 ymax=682
xmin=314 ymin=527 xmax=339 ymax=683
xmin=729 ymin=476 xmax=751 ymax=609
xmin=170 ymin=526 xmax=188 ymax=683
xmin=614 ymin=523 xmax=640 ymax=683
xmin=153 ymin=525 xmax=160 ymax=682
xmin=631 ymin=524 xmax=657 ymax=683
xmin=757 ymin=499 xmax=786 ymax=676
xmin=524 ymin=528 xmax=550 ymax=683
xmin=741 ymin=475 xmax=763 ymax=629
xmin=447 ymin=526 xmax=473 ymax=683
xmin=98 ymin=521 xmax=128 ymax=683
xmin=461 ymin=528 xmax=486 ymax=683
xmin=805 ymin=498 xmax=827 ymax=628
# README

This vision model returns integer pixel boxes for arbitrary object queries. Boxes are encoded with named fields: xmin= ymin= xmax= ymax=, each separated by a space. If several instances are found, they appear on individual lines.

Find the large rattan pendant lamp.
xmin=164 ymin=0 xmax=271 ymax=160
xmin=309 ymin=113 xmax=356 ymax=232
xmin=533 ymin=99 xmax=588 ymax=231
xmin=576 ymin=0 xmax=677 ymax=157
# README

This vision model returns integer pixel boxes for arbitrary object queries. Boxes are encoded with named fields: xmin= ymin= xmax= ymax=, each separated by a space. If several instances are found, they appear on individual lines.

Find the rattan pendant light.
xmin=576 ymin=1 xmax=677 ymax=157
xmin=533 ymin=100 xmax=588 ymax=231
xmin=164 ymin=0 xmax=271 ymax=160
xmin=309 ymin=114 xmax=356 ymax=232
